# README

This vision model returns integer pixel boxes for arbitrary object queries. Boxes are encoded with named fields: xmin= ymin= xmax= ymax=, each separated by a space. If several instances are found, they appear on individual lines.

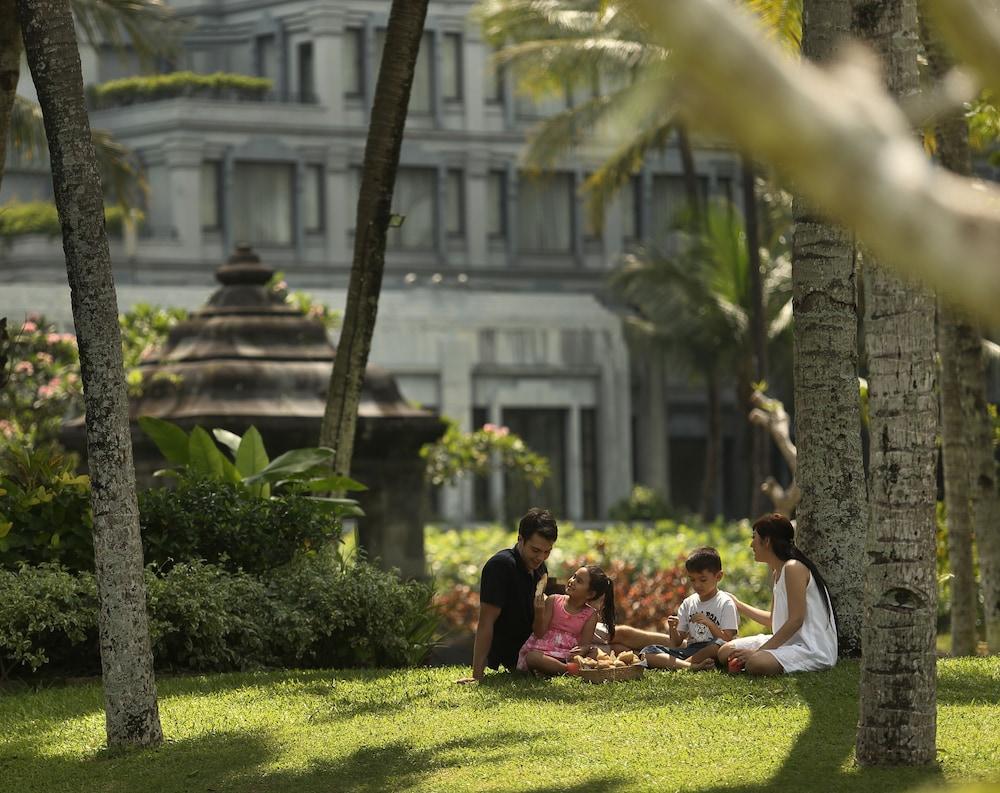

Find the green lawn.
xmin=1 ymin=659 xmax=998 ymax=793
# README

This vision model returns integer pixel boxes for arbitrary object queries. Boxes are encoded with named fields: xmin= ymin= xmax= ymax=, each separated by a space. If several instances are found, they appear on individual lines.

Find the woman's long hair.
xmin=752 ymin=514 xmax=837 ymax=628
xmin=586 ymin=565 xmax=616 ymax=642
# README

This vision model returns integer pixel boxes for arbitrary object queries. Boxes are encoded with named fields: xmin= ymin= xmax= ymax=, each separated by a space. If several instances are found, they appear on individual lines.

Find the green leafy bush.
xmin=608 ymin=485 xmax=676 ymax=522
xmin=0 ymin=564 xmax=99 ymax=678
xmin=0 ymin=201 xmax=142 ymax=238
xmin=0 ymin=442 xmax=94 ymax=571
xmin=268 ymin=549 xmax=439 ymax=669
xmin=0 ymin=553 xmax=439 ymax=678
xmin=138 ymin=476 xmax=345 ymax=574
xmin=146 ymin=562 xmax=272 ymax=672
xmin=89 ymin=72 xmax=272 ymax=108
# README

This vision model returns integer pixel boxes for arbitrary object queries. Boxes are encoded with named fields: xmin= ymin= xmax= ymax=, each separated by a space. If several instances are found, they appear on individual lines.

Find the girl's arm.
xmin=758 ymin=562 xmax=808 ymax=651
xmin=532 ymin=594 xmax=555 ymax=638
xmin=574 ymin=611 xmax=600 ymax=653
xmin=732 ymin=595 xmax=773 ymax=629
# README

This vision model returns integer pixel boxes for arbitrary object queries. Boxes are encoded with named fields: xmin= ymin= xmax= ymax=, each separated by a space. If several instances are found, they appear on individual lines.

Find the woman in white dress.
xmin=718 ymin=513 xmax=838 ymax=675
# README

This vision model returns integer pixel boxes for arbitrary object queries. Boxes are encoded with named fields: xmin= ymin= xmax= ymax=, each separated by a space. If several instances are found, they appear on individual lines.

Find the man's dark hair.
xmin=685 ymin=546 xmax=722 ymax=574
xmin=517 ymin=507 xmax=558 ymax=543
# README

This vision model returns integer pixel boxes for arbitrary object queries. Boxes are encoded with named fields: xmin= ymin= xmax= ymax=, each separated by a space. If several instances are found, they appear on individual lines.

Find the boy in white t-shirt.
xmin=643 ymin=547 xmax=738 ymax=671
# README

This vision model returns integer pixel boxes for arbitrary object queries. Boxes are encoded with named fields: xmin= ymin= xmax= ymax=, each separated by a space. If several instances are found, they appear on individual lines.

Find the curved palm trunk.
xmin=922 ymin=16 xmax=978 ymax=657
xmin=319 ymin=0 xmax=430 ymax=479
xmin=0 ymin=0 xmax=22 ymax=189
xmin=855 ymin=0 xmax=939 ymax=767
xmin=16 ymin=0 xmax=162 ymax=748
xmin=742 ymin=156 xmax=768 ymax=517
xmin=700 ymin=371 xmax=721 ymax=521
xmin=792 ymin=0 xmax=867 ymax=658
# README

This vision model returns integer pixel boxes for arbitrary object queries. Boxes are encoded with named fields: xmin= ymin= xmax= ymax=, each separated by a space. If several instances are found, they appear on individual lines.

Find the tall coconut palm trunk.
xmin=320 ymin=0 xmax=430 ymax=478
xmin=791 ymin=0 xmax=867 ymax=657
xmin=0 ymin=0 xmax=22 ymax=189
xmin=855 ymin=0 xmax=938 ymax=766
xmin=922 ymin=15 xmax=979 ymax=657
xmin=16 ymin=0 xmax=162 ymax=748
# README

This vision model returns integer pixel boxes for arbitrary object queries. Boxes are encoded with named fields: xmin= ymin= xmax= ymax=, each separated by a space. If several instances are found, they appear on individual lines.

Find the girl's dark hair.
xmin=585 ymin=564 xmax=616 ymax=642
xmin=752 ymin=514 xmax=837 ymax=628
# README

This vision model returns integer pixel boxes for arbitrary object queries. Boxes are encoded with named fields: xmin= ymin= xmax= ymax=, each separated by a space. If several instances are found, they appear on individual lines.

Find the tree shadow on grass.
xmin=688 ymin=664 xmax=944 ymax=793
xmin=249 ymin=730 xmax=628 ymax=793
xmin=0 ymin=729 xmax=277 ymax=793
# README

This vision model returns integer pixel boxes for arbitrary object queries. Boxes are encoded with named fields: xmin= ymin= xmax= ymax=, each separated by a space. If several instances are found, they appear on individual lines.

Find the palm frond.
xmin=69 ymin=0 xmax=186 ymax=62
xmin=9 ymin=96 xmax=47 ymax=163
xmin=743 ymin=0 xmax=802 ymax=53
xmin=10 ymin=96 xmax=146 ymax=209
xmin=92 ymin=129 xmax=148 ymax=209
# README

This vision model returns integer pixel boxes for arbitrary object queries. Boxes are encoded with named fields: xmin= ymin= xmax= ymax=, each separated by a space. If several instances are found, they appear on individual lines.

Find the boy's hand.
xmin=690 ymin=612 xmax=711 ymax=626
xmin=667 ymin=614 xmax=680 ymax=632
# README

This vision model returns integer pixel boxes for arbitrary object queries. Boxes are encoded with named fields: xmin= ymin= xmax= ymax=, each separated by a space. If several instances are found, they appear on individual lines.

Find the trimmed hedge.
xmin=0 ymin=201 xmax=142 ymax=238
xmin=89 ymin=71 xmax=273 ymax=108
xmin=0 ymin=551 xmax=438 ymax=679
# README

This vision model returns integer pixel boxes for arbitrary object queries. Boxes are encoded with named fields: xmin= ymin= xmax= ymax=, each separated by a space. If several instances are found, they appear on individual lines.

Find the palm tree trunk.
xmin=700 ymin=371 xmax=721 ymax=521
xmin=675 ymin=122 xmax=701 ymax=228
xmin=792 ymin=0 xmax=867 ymax=658
xmin=16 ymin=0 xmax=162 ymax=749
xmin=0 ymin=0 xmax=22 ymax=190
xmin=855 ymin=0 xmax=938 ymax=767
xmin=938 ymin=315 xmax=977 ymax=656
xmin=922 ymin=14 xmax=978 ymax=657
xmin=742 ymin=156 xmax=768 ymax=516
xmin=965 ymin=338 xmax=1000 ymax=652
xmin=319 ymin=0 xmax=430 ymax=479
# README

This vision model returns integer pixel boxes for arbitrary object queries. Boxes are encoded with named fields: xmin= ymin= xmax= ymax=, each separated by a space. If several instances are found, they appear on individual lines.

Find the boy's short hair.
xmin=518 ymin=507 xmax=558 ymax=543
xmin=685 ymin=546 xmax=723 ymax=574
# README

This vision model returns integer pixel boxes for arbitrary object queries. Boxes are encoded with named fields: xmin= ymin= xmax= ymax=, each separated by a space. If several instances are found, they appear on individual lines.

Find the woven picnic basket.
xmin=578 ymin=664 xmax=644 ymax=684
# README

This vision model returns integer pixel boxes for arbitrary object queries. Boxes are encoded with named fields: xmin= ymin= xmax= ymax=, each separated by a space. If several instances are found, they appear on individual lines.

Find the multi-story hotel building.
xmin=1 ymin=0 xmax=751 ymax=523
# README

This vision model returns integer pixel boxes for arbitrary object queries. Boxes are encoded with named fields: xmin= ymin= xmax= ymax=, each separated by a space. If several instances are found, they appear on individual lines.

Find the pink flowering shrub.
xmin=420 ymin=420 xmax=551 ymax=488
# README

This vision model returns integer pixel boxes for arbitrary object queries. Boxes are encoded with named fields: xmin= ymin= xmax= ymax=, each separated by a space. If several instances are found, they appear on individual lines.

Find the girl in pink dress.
xmin=517 ymin=564 xmax=616 ymax=674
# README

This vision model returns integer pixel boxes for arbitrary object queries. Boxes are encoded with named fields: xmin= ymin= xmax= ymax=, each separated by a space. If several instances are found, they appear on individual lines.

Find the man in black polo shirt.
xmin=457 ymin=507 xmax=558 ymax=682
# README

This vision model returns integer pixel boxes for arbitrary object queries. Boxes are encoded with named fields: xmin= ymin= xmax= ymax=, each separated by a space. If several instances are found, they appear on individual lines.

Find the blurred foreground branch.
xmin=636 ymin=0 xmax=1000 ymax=324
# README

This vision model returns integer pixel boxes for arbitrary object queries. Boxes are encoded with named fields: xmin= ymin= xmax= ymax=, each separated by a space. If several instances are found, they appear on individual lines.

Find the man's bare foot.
xmin=690 ymin=657 xmax=717 ymax=671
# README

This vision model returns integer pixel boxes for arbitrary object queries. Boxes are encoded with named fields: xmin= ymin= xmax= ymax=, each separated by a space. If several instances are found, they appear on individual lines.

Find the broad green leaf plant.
xmin=138 ymin=417 xmax=366 ymax=517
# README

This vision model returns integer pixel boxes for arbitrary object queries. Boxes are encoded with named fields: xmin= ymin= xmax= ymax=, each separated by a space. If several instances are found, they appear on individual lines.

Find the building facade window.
xmin=255 ymin=34 xmax=279 ymax=86
xmin=487 ymin=170 xmax=507 ymax=239
xmin=441 ymin=32 xmax=463 ymax=102
xmin=483 ymin=45 xmax=504 ymax=104
xmin=621 ymin=176 xmax=640 ymax=242
xmin=650 ymin=173 xmax=708 ymax=245
xmin=200 ymin=161 xmax=222 ymax=231
xmin=503 ymin=407 xmax=567 ymax=519
xmin=297 ymin=42 xmax=315 ymax=102
xmin=446 ymin=169 xmax=464 ymax=238
xmin=376 ymin=30 xmax=432 ymax=114
xmin=581 ymin=407 xmax=599 ymax=519
xmin=233 ymin=162 xmax=294 ymax=246
xmin=388 ymin=167 xmax=436 ymax=250
xmin=303 ymin=164 xmax=324 ymax=233
xmin=343 ymin=28 xmax=363 ymax=97
xmin=517 ymin=172 xmax=573 ymax=253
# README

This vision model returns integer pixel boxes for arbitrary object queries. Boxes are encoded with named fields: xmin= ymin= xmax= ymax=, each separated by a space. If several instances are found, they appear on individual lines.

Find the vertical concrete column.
xmin=439 ymin=333 xmax=476 ymax=523
xmin=566 ymin=405 xmax=583 ymax=522
xmin=325 ymin=142 xmax=352 ymax=265
xmin=163 ymin=138 xmax=205 ymax=256
xmin=599 ymin=326 xmax=634 ymax=517
xmin=635 ymin=350 xmax=670 ymax=501
xmin=465 ymin=150 xmax=489 ymax=268
xmin=306 ymin=4 xmax=346 ymax=115
xmin=488 ymin=402 xmax=505 ymax=524
xmin=464 ymin=20 xmax=485 ymax=131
